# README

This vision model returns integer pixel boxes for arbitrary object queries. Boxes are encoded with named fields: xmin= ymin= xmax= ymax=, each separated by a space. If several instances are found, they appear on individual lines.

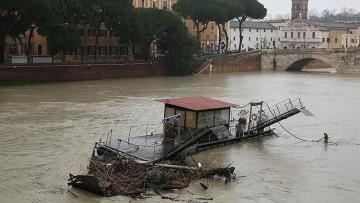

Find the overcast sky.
xmin=259 ymin=0 xmax=360 ymax=17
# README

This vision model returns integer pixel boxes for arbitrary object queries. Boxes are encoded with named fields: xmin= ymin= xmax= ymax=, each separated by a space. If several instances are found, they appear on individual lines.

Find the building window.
xmin=141 ymin=0 xmax=145 ymax=7
xmin=211 ymin=23 xmax=214 ymax=30
xmin=249 ymin=29 xmax=251 ymax=32
xmin=303 ymin=32 xmax=306 ymax=38
xmin=163 ymin=1 xmax=168 ymax=10
xmin=109 ymin=46 xmax=117 ymax=55
xmin=37 ymin=45 xmax=43 ymax=55
xmin=312 ymin=32 xmax=316 ymax=38
xmin=271 ymin=29 xmax=273 ymax=32
xmin=233 ymin=37 xmax=236 ymax=41
xmin=322 ymin=38 xmax=325 ymax=42
xmin=119 ymin=45 xmax=126 ymax=55
xmin=98 ymin=46 xmax=106 ymax=55
xmin=87 ymin=30 xmax=95 ymax=37
xmin=256 ymin=29 xmax=259 ymax=32
xmin=249 ymin=37 xmax=251 ymax=41
xmin=256 ymin=37 xmax=258 ymax=41
xmin=327 ymin=38 xmax=330 ymax=43
xmin=264 ymin=29 xmax=266 ymax=32
xmin=335 ymin=38 xmax=338 ymax=43
xmin=87 ymin=46 xmax=94 ymax=55
xmin=298 ymin=32 xmax=300 ymax=38
xmin=201 ymin=42 xmax=205 ymax=50
xmin=99 ymin=30 xmax=107 ymax=38
xmin=291 ymin=32 xmax=294 ymax=38
xmin=9 ymin=44 xmax=17 ymax=55
xmin=285 ymin=32 xmax=287 ymax=38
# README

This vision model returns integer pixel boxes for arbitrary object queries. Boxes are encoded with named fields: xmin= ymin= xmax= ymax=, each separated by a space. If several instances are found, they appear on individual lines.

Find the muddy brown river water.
xmin=1 ymin=72 xmax=360 ymax=203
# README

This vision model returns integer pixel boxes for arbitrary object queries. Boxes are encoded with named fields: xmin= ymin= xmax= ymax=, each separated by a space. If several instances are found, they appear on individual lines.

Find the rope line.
xmin=263 ymin=101 xmax=325 ymax=143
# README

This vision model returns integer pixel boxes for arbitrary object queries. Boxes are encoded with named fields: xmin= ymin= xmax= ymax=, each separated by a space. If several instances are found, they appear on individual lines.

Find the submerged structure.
xmin=95 ymin=96 xmax=306 ymax=163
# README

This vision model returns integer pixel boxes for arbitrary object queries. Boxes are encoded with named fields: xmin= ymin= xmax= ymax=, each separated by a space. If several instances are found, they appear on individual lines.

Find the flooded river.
xmin=1 ymin=72 xmax=360 ymax=203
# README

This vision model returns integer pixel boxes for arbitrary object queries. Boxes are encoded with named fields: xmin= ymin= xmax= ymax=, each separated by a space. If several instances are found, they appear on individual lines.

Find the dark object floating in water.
xmin=68 ymin=155 xmax=236 ymax=197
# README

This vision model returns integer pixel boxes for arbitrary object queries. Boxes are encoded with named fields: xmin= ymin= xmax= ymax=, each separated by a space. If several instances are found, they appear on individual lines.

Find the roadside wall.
xmin=199 ymin=52 xmax=261 ymax=74
xmin=0 ymin=62 xmax=168 ymax=82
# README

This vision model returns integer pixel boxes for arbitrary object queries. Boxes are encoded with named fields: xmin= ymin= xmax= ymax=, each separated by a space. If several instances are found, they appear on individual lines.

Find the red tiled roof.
xmin=156 ymin=96 xmax=239 ymax=111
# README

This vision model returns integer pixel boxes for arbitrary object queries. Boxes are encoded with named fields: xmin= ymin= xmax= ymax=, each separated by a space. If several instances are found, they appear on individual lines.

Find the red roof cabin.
xmin=157 ymin=96 xmax=239 ymax=140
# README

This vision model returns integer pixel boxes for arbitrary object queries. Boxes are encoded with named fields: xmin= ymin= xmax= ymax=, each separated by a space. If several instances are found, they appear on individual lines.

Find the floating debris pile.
xmin=68 ymin=154 xmax=235 ymax=198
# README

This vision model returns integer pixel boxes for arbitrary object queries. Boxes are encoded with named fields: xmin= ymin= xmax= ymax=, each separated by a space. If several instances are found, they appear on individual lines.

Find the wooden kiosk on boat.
xmin=156 ymin=96 xmax=239 ymax=143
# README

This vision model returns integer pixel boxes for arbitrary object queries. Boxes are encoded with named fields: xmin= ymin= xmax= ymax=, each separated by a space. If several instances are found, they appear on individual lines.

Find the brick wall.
xmin=0 ymin=62 xmax=168 ymax=82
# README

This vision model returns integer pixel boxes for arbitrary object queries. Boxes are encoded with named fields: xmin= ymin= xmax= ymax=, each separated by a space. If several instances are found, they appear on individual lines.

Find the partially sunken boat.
xmin=95 ymin=96 xmax=306 ymax=163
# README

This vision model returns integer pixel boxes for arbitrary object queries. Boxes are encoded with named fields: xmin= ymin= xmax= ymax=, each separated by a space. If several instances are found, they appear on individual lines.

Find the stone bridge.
xmin=261 ymin=48 xmax=360 ymax=73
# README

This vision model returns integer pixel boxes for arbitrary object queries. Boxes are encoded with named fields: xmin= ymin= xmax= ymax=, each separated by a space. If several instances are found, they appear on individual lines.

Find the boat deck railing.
xmin=126 ymin=123 xmax=163 ymax=142
xmin=97 ymin=123 xmax=166 ymax=162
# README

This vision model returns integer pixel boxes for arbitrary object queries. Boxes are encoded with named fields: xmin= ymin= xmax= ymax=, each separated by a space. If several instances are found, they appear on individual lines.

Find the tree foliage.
xmin=156 ymin=10 xmax=198 ymax=75
xmin=0 ymin=0 xmax=49 ymax=62
xmin=232 ymin=0 xmax=267 ymax=52
xmin=120 ymin=8 xmax=198 ymax=74
xmin=174 ymin=0 xmax=267 ymax=53
xmin=79 ymin=0 xmax=132 ymax=60
xmin=37 ymin=0 xmax=83 ymax=60
xmin=173 ymin=0 xmax=213 ymax=54
xmin=206 ymin=0 xmax=237 ymax=53
xmin=122 ymin=8 xmax=163 ymax=58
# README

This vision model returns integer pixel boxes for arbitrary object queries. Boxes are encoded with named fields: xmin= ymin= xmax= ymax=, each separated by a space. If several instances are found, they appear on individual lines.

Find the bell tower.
xmin=291 ymin=0 xmax=309 ymax=20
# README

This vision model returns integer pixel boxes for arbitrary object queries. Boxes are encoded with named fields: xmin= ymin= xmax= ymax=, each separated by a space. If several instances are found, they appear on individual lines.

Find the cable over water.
xmin=262 ymin=101 xmax=327 ymax=143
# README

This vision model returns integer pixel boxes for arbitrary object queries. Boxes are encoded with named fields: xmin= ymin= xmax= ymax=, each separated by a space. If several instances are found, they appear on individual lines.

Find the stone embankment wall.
xmin=198 ymin=51 xmax=261 ymax=74
xmin=0 ymin=61 xmax=168 ymax=82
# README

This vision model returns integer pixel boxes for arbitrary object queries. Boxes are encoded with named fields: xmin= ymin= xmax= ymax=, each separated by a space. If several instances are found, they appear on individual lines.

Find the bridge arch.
xmin=285 ymin=55 xmax=333 ymax=72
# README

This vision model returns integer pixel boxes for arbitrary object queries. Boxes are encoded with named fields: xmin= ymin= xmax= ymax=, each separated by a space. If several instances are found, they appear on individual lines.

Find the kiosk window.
xmin=214 ymin=109 xmax=230 ymax=126
xmin=175 ymin=110 xmax=185 ymax=126
xmin=198 ymin=111 xmax=214 ymax=128
xmin=186 ymin=111 xmax=196 ymax=128
xmin=164 ymin=107 xmax=175 ymax=118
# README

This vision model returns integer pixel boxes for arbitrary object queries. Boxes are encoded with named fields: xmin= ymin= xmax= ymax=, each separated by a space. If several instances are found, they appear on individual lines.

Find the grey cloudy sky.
xmin=259 ymin=0 xmax=360 ymax=17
